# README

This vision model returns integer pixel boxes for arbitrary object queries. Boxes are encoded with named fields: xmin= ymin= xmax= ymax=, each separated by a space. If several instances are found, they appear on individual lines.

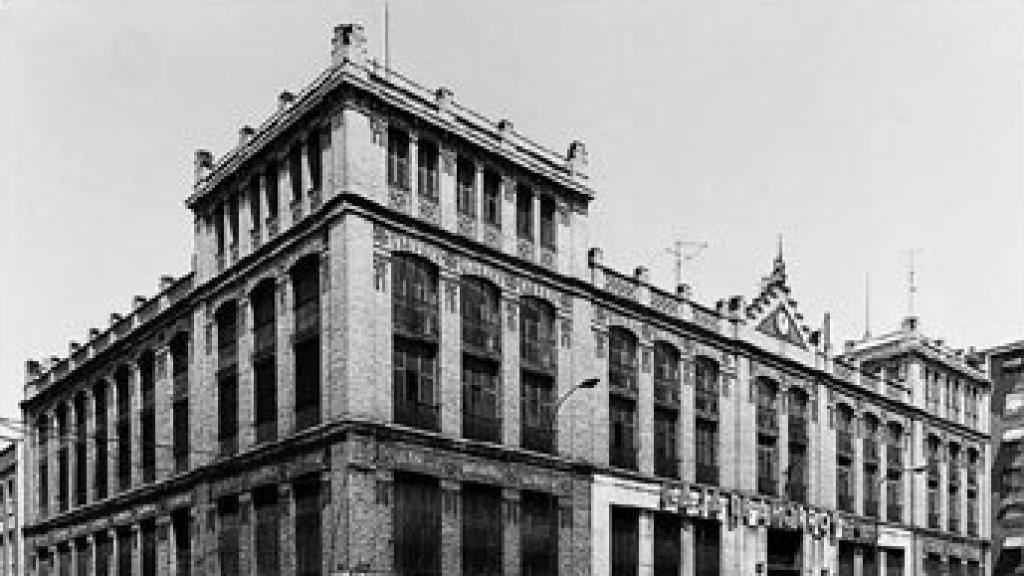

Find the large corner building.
xmin=989 ymin=340 xmax=1024 ymax=575
xmin=20 ymin=23 xmax=992 ymax=576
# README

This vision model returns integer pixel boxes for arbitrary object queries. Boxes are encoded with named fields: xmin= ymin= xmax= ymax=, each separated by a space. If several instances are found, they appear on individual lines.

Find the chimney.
xmin=331 ymin=23 xmax=368 ymax=66
xmin=675 ymin=283 xmax=693 ymax=300
xmin=435 ymin=87 xmax=454 ymax=113
xmin=25 ymin=360 xmax=41 ymax=383
xmin=159 ymin=275 xmax=176 ymax=291
xmin=567 ymin=140 xmax=589 ymax=175
xmin=88 ymin=328 xmax=101 ymax=340
xmin=133 ymin=295 xmax=147 ymax=310
xmin=278 ymin=91 xmax=295 ymax=111
xmin=238 ymin=126 xmax=255 ymax=146
xmin=901 ymin=316 xmax=919 ymax=334
xmin=194 ymin=149 xmax=214 ymax=183
xmin=110 ymin=313 xmax=123 ymax=326
xmin=587 ymin=247 xmax=604 ymax=268
xmin=498 ymin=119 xmax=514 ymax=140
xmin=69 ymin=341 xmax=81 ymax=356
xmin=633 ymin=266 xmax=650 ymax=284
xmin=727 ymin=295 xmax=744 ymax=313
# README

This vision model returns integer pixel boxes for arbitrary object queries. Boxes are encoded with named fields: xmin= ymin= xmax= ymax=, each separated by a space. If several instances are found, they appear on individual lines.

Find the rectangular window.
xmin=228 ymin=194 xmax=239 ymax=246
xmin=173 ymin=398 xmax=189 ymax=473
xmin=394 ymin=340 xmax=439 ymax=431
xmin=610 ymin=397 xmax=638 ymax=470
xmin=654 ymin=409 xmax=678 ymax=478
xmin=521 ymin=492 xmax=558 ymax=576
xmin=837 ymin=464 xmax=853 ymax=512
xmin=886 ymin=548 xmax=904 ymax=576
xmin=462 ymin=359 xmax=501 ymax=443
xmin=295 ymin=477 xmax=323 ymax=576
xmin=307 ymin=131 xmax=322 ymax=192
xmin=37 ymin=420 xmax=48 ymax=516
xmin=695 ymin=419 xmax=718 ymax=484
xmin=254 ymin=487 xmax=280 ymax=576
xmin=265 ymin=163 xmax=279 ymax=220
xmin=387 ymin=128 xmax=410 ymax=190
xmin=57 ymin=408 xmax=68 ymax=512
xmin=394 ymin=473 xmax=441 ymax=576
xmin=294 ymin=338 xmax=321 ymax=431
xmin=757 ymin=440 xmax=777 ymax=496
xmin=254 ymin=358 xmax=277 ymax=443
xmin=172 ymin=510 xmax=191 ymax=576
xmin=653 ymin=514 xmax=680 ymax=576
xmin=788 ymin=446 xmax=807 ymax=501
xmin=74 ymin=397 xmax=87 ymax=506
xmin=887 ymin=476 xmax=903 ymax=522
xmin=516 ymin=185 xmax=534 ymax=240
xmin=218 ymin=496 xmax=240 ymax=576
xmin=693 ymin=520 xmax=720 ymax=576
xmin=116 ymin=528 xmax=132 ymax=576
xmin=249 ymin=175 xmax=262 ymax=233
xmin=483 ymin=169 xmax=501 ymax=226
xmin=116 ymin=375 xmax=131 ymax=492
xmin=462 ymin=484 xmax=502 ymax=576
xmin=93 ymin=385 xmax=108 ymax=500
xmin=94 ymin=533 xmax=111 ymax=576
xmin=141 ymin=519 xmax=156 ymax=576
xmin=456 ymin=157 xmax=476 ymax=217
xmin=539 ymin=195 xmax=556 ymax=250
xmin=611 ymin=507 xmax=639 ymax=576
xmin=214 ymin=203 xmax=226 ymax=256
xmin=417 ymin=141 xmax=439 ymax=200
xmin=141 ymin=409 xmax=155 ymax=484
xmin=289 ymin=145 xmax=303 ymax=202
xmin=218 ymin=374 xmax=238 ymax=456
xmin=521 ymin=373 xmax=555 ymax=453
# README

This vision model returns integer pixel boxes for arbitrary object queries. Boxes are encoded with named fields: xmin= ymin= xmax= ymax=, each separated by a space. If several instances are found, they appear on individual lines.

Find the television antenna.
xmin=665 ymin=240 xmax=709 ymax=287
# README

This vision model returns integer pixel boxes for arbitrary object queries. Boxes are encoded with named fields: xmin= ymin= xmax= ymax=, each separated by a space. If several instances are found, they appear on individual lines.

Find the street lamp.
xmin=550 ymin=378 xmax=599 ymax=454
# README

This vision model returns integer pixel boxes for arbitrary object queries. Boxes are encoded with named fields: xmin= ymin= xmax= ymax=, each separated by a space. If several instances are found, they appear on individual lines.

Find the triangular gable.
xmin=755 ymin=306 xmax=807 ymax=349
xmin=744 ymin=244 xmax=813 ymax=350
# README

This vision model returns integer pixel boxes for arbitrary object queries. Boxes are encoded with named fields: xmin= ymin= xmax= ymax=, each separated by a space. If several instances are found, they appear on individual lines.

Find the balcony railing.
xmin=610 ymin=443 xmax=638 ymax=471
xmin=654 ymin=455 xmax=679 ymax=479
xmin=758 ymin=476 xmax=777 ymax=497
xmin=387 ymin=155 xmax=410 ymax=190
xmin=462 ymin=412 xmax=501 ymax=444
xmin=293 ymin=300 xmax=320 ymax=342
xmin=696 ymin=462 xmax=718 ymax=485
xmin=836 ymin=430 xmax=854 ymax=459
xmin=787 ymin=482 xmax=807 ymax=503
xmin=522 ymin=425 xmax=554 ymax=454
xmin=838 ymin=492 xmax=854 ymax=512
xmin=887 ymin=503 xmax=902 ymax=523
xmin=864 ymin=498 xmax=879 ymax=518
xmin=393 ymin=301 xmax=439 ymax=341
xmin=417 ymin=167 xmax=439 ymax=200
xmin=863 ymin=440 xmax=880 ymax=463
xmin=887 ymin=446 xmax=903 ymax=470
xmin=394 ymin=400 xmax=440 ymax=432
xmin=695 ymin=389 xmax=719 ymax=417
xmin=654 ymin=379 xmax=680 ymax=407
xmin=789 ymin=418 xmax=808 ymax=444
xmin=521 ymin=339 xmax=557 ymax=374
xmin=756 ymin=408 xmax=778 ymax=436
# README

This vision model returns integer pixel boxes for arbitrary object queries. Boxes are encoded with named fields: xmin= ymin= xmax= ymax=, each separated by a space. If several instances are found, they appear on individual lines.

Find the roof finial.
xmin=769 ymin=233 xmax=787 ymax=286
xmin=776 ymin=233 xmax=784 ymax=264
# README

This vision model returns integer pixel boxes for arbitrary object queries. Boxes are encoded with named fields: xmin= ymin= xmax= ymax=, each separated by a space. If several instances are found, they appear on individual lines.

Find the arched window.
xmin=392 ymin=254 xmax=440 ymax=432
xmin=169 ymin=333 xmax=190 ymax=473
xmin=520 ymin=297 xmax=556 ymax=453
xmin=292 ymin=255 xmax=321 ymax=431
xmin=608 ymin=327 xmax=638 ymax=395
xmin=215 ymin=303 xmax=238 ymax=370
xmin=461 ymin=277 xmax=501 ymax=443
xmin=653 ymin=341 xmax=680 ymax=479
xmin=138 ymin=349 xmax=156 ymax=484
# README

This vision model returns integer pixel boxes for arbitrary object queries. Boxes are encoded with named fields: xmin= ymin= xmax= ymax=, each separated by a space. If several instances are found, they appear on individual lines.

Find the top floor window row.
xmin=391 ymin=254 xmax=440 ymax=342
xmin=608 ymin=327 xmax=639 ymax=395
xmin=694 ymin=357 xmax=719 ymax=416
xmin=653 ymin=341 xmax=680 ymax=406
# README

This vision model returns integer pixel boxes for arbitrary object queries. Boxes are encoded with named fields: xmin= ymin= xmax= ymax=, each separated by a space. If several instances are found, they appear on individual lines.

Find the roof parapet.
xmin=194 ymin=149 xmax=214 ymax=184
xmin=332 ymin=23 xmax=368 ymax=67
xmin=278 ymin=91 xmax=295 ymax=111
xmin=567 ymin=140 xmax=588 ymax=176
xmin=238 ymin=126 xmax=255 ymax=147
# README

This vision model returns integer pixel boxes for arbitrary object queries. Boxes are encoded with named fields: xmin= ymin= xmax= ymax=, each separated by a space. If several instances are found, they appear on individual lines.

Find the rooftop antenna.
xmin=384 ymin=0 xmax=391 ymax=74
xmin=665 ymin=239 xmax=709 ymax=287
xmin=863 ymin=272 xmax=872 ymax=340
xmin=907 ymin=249 xmax=919 ymax=319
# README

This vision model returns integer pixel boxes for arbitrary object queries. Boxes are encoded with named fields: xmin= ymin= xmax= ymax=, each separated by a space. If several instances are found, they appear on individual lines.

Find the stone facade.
xmin=17 ymin=21 xmax=992 ymax=576
xmin=989 ymin=340 xmax=1024 ymax=575
xmin=0 ymin=444 xmax=19 ymax=576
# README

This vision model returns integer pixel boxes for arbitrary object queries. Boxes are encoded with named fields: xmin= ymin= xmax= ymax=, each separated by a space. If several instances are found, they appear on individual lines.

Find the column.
xmin=408 ymin=131 xmax=419 ymax=201
xmin=440 ymin=274 xmax=461 ymax=437
xmin=500 ymin=175 xmax=517 ymax=255
xmin=854 ymin=546 xmax=863 ymax=576
xmin=238 ymin=297 xmax=255 ymax=452
xmin=238 ymin=183 xmax=253 ymax=258
xmin=155 ymin=347 xmax=172 ymax=482
xmin=502 ymin=295 xmax=521 ymax=447
xmin=475 ymin=164 xmax=485 ymax=229
xmin=278 ymin=153 xmax=293 ymax=230
xmin=67 ymin=400 xmax=77 ymax=510
xmin=238 ymin=493 xmax=253 ymax=576
xmin=278 ymin=484 xmax=295 ymax=576
xmin=130 ymin=363 xmax=143 ymax=489
xmin=48 ymin=412 xmax=58 ymax=516
xmin=638 ymin=344 xmax=654 ymax=476
xmin=300 ymin=135 xmax=314 ymax=212
xmin=106 ymin=380 xmax=118 ymax=498
xmin=854 ymin=411 xmax=864 ymax=515
xmin=531 ymin=191 xmax=541 ymax=258
xmin=638 ymin=510 xmax=654 ymax=576
xmin=277 ymin=275 xmax=296 ymax=436
xmin=315 ymin=122 xmax=331 ymax=205
xmin=502 ymin=488 xmax=521 ymax=576
xmin=778 ymin=387 xmax=790 ymax=499
xmin=108 ymin=529 xmax=118 ymax=576
xmin=156 ymin=516 xmax=171 ymax=576
xmin=440 ymin=480 xmax=461 ymax=576
xmin=88 ymin=535 xmax=99 ymax=576
xmin=84 ymin=390 xmax=95 ymax=505
xmin=678 ymin=355 xmax=695 ymax=483
xmin=131 ymin=524 xmax=141 ymax=576
xmin=680 ymin=521 xmax=694 ymax=576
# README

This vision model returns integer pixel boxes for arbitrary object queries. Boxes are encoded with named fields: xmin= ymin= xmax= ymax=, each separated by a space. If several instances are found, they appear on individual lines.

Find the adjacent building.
xmin=18 ymin=22 xmax=992 ymax=576
xmin=0 ymin=443 xmax=19 ymax=576
xmin=989 ymin=340 xmax=1024 ymax=575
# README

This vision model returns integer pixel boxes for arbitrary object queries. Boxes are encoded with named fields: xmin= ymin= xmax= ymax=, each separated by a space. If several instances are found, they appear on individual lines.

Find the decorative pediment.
xmin=745 ymin=239 xmax=813 ymax=350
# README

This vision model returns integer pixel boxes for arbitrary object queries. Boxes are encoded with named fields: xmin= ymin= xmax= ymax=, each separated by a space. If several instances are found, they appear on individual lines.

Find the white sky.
xmin=1 ymin=0 xmax=1022 ymax=427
